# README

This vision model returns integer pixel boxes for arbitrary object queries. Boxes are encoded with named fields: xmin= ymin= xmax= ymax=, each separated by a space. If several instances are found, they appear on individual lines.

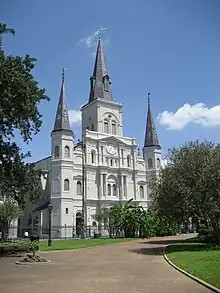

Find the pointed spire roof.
xmin=144 ymin=93 xmax=160 ymax=148
xmin=52 ymin=69 xmax=73 ymax=134
xmin=88 ymin=36 xmax=113 ymax=103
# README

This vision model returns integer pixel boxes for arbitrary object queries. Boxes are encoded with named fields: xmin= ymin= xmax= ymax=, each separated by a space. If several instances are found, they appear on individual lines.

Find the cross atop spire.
xmin=62 ymin=68 xmax=65 ymax=84
xmin=98 ymin=28 xmax=102 ymax=40
xmin=148 ymin=92 xmax=151 ymax=105
xmin=52 ymin=69 xmax=73 ymax=135
xmin=88 ymin=37 xmax=113 ymax=103
xmin=144 ymin=93 xmax=160 ymax=148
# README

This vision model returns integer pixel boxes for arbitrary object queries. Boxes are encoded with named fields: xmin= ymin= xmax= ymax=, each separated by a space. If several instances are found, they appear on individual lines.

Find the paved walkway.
xmin=0 ymin=235 xmax=212 ymax=293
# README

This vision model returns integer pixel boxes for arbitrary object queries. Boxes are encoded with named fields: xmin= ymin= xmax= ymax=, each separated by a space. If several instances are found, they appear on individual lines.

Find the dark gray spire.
xmin=52 ymin=69 xmax=73 ymax=134
xmin=144 ymin=93 xmax=160 ymax=148
xmin=88 ymin=37 xmax=113 ymax=103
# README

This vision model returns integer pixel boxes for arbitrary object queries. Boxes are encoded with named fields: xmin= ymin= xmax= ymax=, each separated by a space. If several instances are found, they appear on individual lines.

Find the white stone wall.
xmin=19 ymin=97 xmax=161 ymax=239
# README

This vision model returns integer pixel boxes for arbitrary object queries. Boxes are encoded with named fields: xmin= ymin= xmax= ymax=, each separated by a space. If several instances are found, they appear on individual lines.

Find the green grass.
xmin=166 ymin=241 xmax=220 ymax=289
xmin=39 ymin=238 xmax=135 ymax=251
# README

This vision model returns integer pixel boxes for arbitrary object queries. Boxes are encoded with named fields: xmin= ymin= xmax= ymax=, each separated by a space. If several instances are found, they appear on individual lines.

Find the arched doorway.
xmin=76 ymin=212 xmax=82 ymax=237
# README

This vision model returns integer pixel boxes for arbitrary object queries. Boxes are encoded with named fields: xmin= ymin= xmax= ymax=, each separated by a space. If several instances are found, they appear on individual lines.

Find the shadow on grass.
xmin=144 ymin=236 xmax=201 ymax=246
xmin=129 ymin=246 xmax=165 ymax=256
xmin=129 ymin=236 xmax=219 ymax=256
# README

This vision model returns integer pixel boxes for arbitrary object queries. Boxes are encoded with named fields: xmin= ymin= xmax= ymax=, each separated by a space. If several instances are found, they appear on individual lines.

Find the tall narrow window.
xmin=127 ymin=155 xmax=131 ymax=167
xmin=54 ymin=146 xmax=59 ymax=158
xmin=77 ymin=181 xmax=82 ymax=195
xmin=123 ymin=176 xmax=127 ymax=197
xmin=91 ymin=124 xmax=95 ymax=131
xmin=107 ymin=184 xmax=111 ymax=196
xmin=101 ymin=146 xmax=104 ymax=164
xmin=110 ymin=159 xmax=113 ymax=166
xmin=112 ymin=122 xmax=116 ymax=135
xmin=91 ymin=150 xmax=95 ymax=164
xmin=156 ymin=158 xmax=161 ymax=168
xmin=104 ymin=120 xmax=109 ymax=133
xmin=64 ymin=146 xmax=70 ymax=158
xmin=64 ymin=179 xmax=70 ymax=191
xmin=103 ymin=174 xmax=106 ymax=197
xmin=65 ymin=208 xmax=69 ymax=215
xmin=140 ymin=186 xmax=144 ymax=198
xmin=113 ymin=184 xmax=117 ymax=196
xmin=148 ymin=158 xmax=153 ymax=169
xmin=121 ymin=149 xmax=124 ymax=166
xmin=103 ymin=75 xmax=110 ymax=92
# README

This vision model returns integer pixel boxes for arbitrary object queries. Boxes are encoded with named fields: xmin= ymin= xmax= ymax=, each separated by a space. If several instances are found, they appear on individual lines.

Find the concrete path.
xmin=0 ymin=235 xmax=213 ymax=293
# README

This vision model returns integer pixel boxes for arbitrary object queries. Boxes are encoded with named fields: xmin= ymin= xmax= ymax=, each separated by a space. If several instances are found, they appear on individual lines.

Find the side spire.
xmin=52 ymin=69 xmax=73 ymax=134
xmin=88 ymin=36 xmax=113 ymax=103
xmin=144 ymin=93 xmax=160 ymax=148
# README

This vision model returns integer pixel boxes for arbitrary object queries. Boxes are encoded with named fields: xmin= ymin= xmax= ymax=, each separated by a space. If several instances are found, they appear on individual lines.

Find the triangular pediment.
xmin=98 ymin=135 xmax=131 ymax=146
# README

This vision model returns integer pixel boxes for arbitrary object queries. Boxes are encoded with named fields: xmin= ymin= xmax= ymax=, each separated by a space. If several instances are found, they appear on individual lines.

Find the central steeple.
xmin=144 ymin=93 xmax=160 ymax=148
xmin=88 ymin=37 xmax=113 ymax=103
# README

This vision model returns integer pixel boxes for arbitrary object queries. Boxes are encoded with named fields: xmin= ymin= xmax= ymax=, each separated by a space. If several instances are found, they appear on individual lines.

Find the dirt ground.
xmin=0 ymin=235 xmax=212 ymax=293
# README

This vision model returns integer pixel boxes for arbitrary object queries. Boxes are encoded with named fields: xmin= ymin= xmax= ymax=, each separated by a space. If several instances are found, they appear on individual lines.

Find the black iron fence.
xmin=3 ymin=225 xmax=114 ymax=240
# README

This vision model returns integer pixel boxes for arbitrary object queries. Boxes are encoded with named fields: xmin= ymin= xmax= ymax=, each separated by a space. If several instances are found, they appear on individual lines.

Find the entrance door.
xmin=76 ymin=212 xmax=82 ymax=237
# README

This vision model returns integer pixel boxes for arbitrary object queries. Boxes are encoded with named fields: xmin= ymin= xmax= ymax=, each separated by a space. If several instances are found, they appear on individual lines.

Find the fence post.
xmin=65 ymin=224 xmax=66 ymax=240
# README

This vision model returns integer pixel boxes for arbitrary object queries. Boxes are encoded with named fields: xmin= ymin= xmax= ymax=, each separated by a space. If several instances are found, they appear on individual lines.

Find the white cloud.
xmin=68 ymin=110 xmax=81 ymax=125
xmin=77 ymin=27 xmax=108 ymax=49
xmin=157 ymin=103 xmax=220 ymax=130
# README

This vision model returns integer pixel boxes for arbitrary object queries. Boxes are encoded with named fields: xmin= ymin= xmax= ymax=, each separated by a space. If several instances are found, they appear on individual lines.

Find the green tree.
xmin=151 ymin=140 xmax=220 ymax=244
xmin=0 ymin=23 xmax=49 ymax=207
xmin=0 ymin=199 xmax=22 ymax=239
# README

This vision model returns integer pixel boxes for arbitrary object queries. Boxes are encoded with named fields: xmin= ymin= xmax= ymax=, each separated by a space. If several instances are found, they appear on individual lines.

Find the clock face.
xmin=106 ymin=144 xmax=116 ymax=155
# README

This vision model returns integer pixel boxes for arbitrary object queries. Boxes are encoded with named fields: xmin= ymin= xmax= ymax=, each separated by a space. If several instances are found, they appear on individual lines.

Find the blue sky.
xmin=1 ymin=0 xmax=220 ymax=162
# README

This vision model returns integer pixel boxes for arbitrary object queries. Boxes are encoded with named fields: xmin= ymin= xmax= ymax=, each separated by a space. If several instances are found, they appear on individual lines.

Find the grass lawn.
xmin=166 ymin=241 xmax=220 ymax=289
xmin=39 ymin=238 xmax=135 ymax=251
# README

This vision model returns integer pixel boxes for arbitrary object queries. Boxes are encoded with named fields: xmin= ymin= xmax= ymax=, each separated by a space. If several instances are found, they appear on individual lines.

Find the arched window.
xmin=111 ymin=121 xmax=116 ymax=135
xmin=127 ymin=155 xmax=131 ymax=167
xmin=156 ymin=158 xmax=161 ymax=168
xmin=140 ymin=186 xmax=144 ymax=198
xmin=148 ymin=158 xmax=153 ymax=169
xmin=107 ymin=184 xmax=111 ymax=196
xmin=91 ymin=150 xmax=96 ymax=164
xmin=92 ymin=221 xmax=97 ymax=227
xmin=52 ymin=178 xmax=60 ymax=193
xmin=54 ymin=146 xmax=59 ymax=158
xmin=113 ymin=184 xmax=117 ymax=196
xmin=64 ymin=179 xmax=70 ymax=191
xmin=64 ymin=146 xmax=70 ymax=158
xmin=103 ymin=119 xmax=109 ymax=133
xmin=77 ymin=181 xmax=82 ymax=195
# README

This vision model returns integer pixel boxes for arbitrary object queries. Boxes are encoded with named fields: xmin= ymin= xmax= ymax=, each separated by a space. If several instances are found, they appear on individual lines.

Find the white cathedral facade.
xmin=19 ymin=38 xmax=162 ymax=238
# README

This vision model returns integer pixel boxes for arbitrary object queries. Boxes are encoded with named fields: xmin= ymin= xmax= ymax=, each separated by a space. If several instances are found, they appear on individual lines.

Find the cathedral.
xmin=19 ymin=37 xmax=162 ymax=238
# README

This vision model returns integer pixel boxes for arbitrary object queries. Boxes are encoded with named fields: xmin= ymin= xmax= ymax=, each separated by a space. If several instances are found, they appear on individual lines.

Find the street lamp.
xmin=48 ymin=203 xmax=53 ymax=246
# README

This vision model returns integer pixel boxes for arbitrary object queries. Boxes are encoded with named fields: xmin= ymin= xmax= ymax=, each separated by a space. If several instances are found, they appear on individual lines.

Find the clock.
xmin=106 ymin=144 xmax=116 ymax=155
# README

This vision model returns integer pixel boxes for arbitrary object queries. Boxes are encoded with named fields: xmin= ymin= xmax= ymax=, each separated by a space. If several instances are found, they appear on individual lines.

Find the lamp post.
xmin=48 ymin=203 xmax=53 ymax=246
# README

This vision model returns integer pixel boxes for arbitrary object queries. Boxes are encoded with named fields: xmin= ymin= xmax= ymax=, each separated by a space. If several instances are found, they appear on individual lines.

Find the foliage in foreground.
xmin=151 ymin=140 xmax=220 ymax=244
xmin=93 ymin=199 xmax=179 ymax=238
xmin=0 ymin=199 xmax=22 ymax=239
xmin=0 ymin=23 xmax=49 ymax=231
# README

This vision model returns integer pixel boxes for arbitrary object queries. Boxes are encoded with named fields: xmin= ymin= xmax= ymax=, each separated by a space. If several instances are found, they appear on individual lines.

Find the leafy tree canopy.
xmin=151 ymin=140 xmax=220 ymax=244
xmin=0 ymin=23 xmax=49 ymax=208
